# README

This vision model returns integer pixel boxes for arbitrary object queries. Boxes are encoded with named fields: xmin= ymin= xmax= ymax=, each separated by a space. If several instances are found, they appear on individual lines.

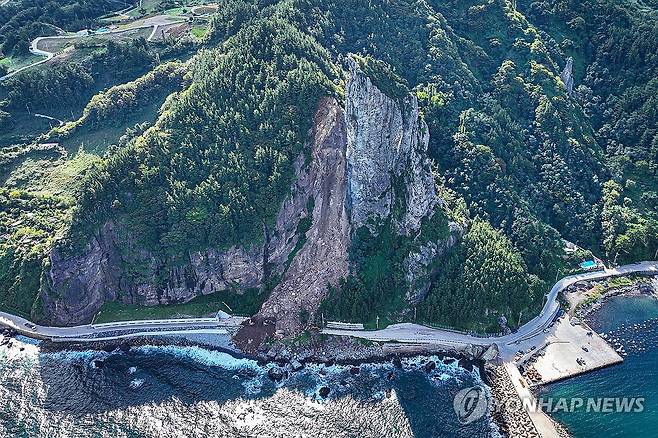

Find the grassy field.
xmin=0 ymin=54 xmax=45 ymax=74
xmin=0 ymin=112 xmax=53 ymax=147
xmin=60 ymin=97 xmax=165 ymax=154
xmin=190 ymin=24 xmax=208 ymax=38
xmin=127 ymin=0 xmax=162 ymax=17
xmin=36 ymin=27 xmax=153 ymax=54
xmin=125 ymin=0 xmax=203 ymax=18
xmin=93 ymin=288 xmax=268 ymax=323
xmin=2 ymin=93 xmax=167 ymax=201
xmin=2 ymin=150 xmax=99 ymax=200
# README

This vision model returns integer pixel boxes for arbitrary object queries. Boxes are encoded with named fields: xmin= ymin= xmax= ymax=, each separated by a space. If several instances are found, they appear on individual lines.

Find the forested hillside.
xmin=69 ymin=17 xmax=339 ymax=255
xmin=1 ymin=0 xmax=657 ymax=334
xmin=0 ymin=0 xmax=197 ymax=317
xmin=518 ymin=0 xmax=658 ymax=264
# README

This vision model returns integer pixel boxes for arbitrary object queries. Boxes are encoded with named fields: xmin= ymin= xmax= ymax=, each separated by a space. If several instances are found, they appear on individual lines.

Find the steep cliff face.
xmin=42 ymin=155 xmax=314 ymax=326
xmin=345 ymin=58 xmax=437 ymax=235
xmin=560 ymin=57 xmax=574 ymax=97
xmin=43 ymin=60 xmax=458 ymax=331
xmin=404 ymin=221 xmax=463 ymax=305
xmin=44 ymin=224 xmax=265 ymax=325
xmin=44 ymin=226 xmax=269 ymax=325
xmin=258 ymin=97 xmax=350 ymax=335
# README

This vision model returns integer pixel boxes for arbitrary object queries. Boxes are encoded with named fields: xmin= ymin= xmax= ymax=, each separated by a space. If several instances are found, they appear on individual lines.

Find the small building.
xmin=579 ymin=260 xmax=601 ymax=271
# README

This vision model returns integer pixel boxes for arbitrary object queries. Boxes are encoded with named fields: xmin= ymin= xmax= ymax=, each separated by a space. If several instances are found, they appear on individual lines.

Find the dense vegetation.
xmin=1 ymin=0 xmax=657 ymax=329
xmin=419 ymin=220 xmax=543 ymax=332
xmin=51 ymin=61 xmax=186 ymax=136
xmin=321 ymin=210 xmax=451 ymax=328
xmin=68 ymin=17 xmax=339 ymax=256
xmin=0 ymin=189 xmax=69 ymax=316
xmin=517 ymin=0 xmax=658 ymax=263
xmin=0 ymin=13 xmax=189 ymax=317
xmin=1 ymin=38 xmax=156 ymax=113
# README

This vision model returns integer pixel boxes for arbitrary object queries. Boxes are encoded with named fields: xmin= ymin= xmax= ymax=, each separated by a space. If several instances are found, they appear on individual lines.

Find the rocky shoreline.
xmin=574 ymin=278 xmax=656 ymax=321
xmin=2 ymin=327 xmax=490 ymax=408
xmin=3 ymin=324 xmax=552 ymax=437
xmin=29 ymin=330 xmax=486 ymax=384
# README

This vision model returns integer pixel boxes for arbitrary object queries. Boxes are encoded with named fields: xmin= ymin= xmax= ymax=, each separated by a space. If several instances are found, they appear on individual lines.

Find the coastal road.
xmin=0 ymin=311 xmax=247 ymax=342
xmin=322 ymin=261 xmax=658 ymax=357
xmin=1 ymin=262 xmax=656 ymax=348
xmin=0 ymin=38 xmax=55 ymax=81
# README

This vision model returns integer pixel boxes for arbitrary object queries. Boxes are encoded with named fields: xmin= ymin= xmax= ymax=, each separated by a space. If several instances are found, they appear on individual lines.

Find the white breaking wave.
xmin=134 ymin=345 xmax=263 ymax=372
xmin=130 ymin=378 xmax=145 ymax=389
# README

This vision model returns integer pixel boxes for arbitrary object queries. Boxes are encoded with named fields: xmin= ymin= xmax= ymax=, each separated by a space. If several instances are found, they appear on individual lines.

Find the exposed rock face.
xmin=481 ymin=343 xmax=499 ymax=362
xmin=258 ymin=97 xmax=350 ymax=335
xmin=44 ymin=97 xmax=349 ymax=328
xmin=404 ymin=221 xmax=463 ymax=305
xmin=44 ymin=222 xmax=266 ymax=325
xmin=45 ymin=221 xmax=124 ymax=325
xmin=560 ymin=57 xmax=574 ymax=97
xmin=43 ymin=157 xmax=314 ymax=326
xmin=345 ymin=58 xmax=436 ymax=235
xmin=43 ymin=61 xmax=458 ymax=335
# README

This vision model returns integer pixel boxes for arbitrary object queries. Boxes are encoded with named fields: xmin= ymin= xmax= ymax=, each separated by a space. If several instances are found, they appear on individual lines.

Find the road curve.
xmin=1 ymin=262 xmax=656 ymax=347
xmin=0 ymin=17 xmax=185 ymax=81
xmin=322 ymin=261 xmax=658 ymax=352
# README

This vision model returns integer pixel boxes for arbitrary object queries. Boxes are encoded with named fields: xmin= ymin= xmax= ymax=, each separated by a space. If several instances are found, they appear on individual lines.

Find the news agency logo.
xmin=452 ymin=385 xmax=645 ymax=424
xmin=453 ymin=385 xmax=489 ymax=424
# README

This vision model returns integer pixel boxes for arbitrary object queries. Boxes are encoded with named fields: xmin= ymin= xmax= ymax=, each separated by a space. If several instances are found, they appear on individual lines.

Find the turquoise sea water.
xmin=541 ymin=295 xmax=658 ymax=437
xmin=0 ymin=337 xmax=501 ymax=437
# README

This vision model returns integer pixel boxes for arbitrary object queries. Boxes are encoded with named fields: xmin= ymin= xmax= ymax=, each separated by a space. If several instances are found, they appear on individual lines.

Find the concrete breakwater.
xmin=488 ymin=364 xmax=570 ymax=438
xmin=487 ymin=364 xmax=540 ymax=437
xmin=519 ymin=276 xmax=658 ymax=387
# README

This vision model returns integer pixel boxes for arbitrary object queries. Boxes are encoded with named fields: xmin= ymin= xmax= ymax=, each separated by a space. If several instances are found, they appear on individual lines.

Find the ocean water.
xmin=0 ymin=337 xmax=500 ymax=437
xmin=540 ymin=295 xmax=658 ymax=437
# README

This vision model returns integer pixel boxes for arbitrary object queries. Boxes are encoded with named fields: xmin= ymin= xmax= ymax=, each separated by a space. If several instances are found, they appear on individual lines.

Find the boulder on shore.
xmin=268 ymin=366 xmax=285 ymax=382
xmin=481 ymin=343 xmax=499 ymax=362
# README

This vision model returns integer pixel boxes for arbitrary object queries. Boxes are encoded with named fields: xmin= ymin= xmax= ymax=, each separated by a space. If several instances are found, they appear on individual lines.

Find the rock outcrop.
xmin=43 ymin=152 xmax=316 ymax=326
xmin=43 ymin=58 xmax=460 ymax=335
xmin=345 ymin=58 xmax=436 ymax=235
xmin=44 ymin=223 xmax=268 ymax=325
xmin=258 ymin=96 xmax=350 ymax=335
xmin=404 ymin=221 xmax=463 ymax=305
xmin=560 ymin=57 xmax=574 ymax=97
xmin=481 ymin=343 xmax=499 ymax=362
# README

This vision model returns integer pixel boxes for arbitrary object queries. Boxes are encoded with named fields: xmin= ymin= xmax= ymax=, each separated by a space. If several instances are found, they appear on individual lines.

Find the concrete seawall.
xmin=488 ymin=364 xmax=569 ymax=438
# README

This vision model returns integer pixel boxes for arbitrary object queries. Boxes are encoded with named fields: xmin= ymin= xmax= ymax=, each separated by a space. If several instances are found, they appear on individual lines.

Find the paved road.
xmin=0 ymin=40 xmax=54 ymax=81
xmin=0 ymin=16 xmax=184 ymax=81
xmin=322 ymin=261 xmax=658 ymax=357
xmin=1 ymin=262 xmax=656 ymax=348
xmin=33 ymin=113 xmax=64 ymax=126
xmin=0 ymin=311 xmax=246 ymax=342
